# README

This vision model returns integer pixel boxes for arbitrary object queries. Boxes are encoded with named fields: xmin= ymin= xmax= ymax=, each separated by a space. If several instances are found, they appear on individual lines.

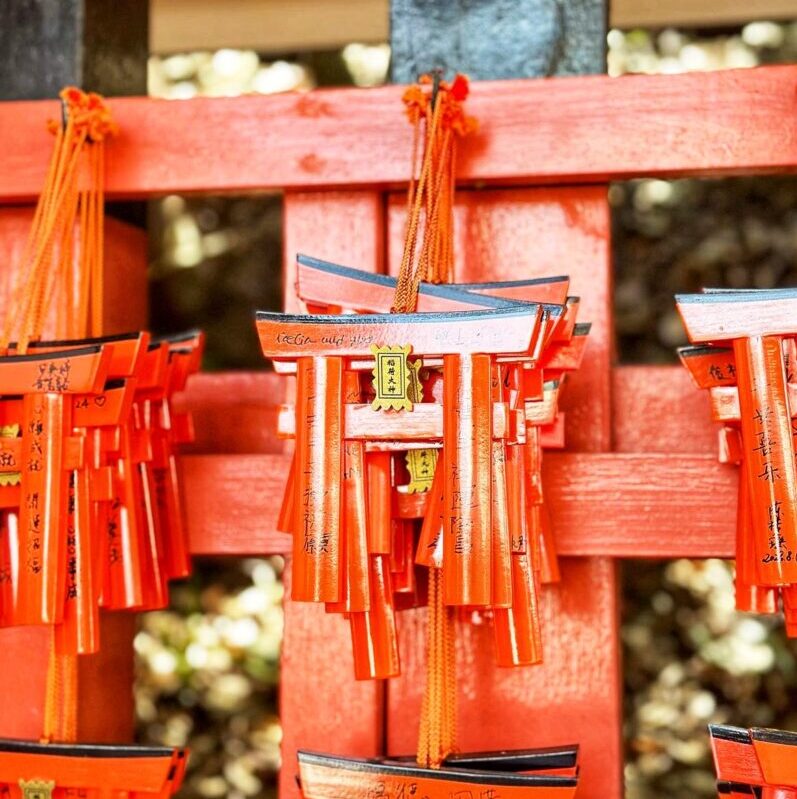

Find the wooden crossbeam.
xmin=182 ymin=450 xmax=736 ymax=559
xmin=179 ymin=363 xmax=733 ymax=560
xmin=2 ymin=65 xmax=797 ymax=202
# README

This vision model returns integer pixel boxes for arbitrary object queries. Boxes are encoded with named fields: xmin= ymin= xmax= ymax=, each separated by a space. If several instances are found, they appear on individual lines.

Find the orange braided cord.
xmin=416 ymin=567 xmax=457 ymax=768
xmin=3 ymin=87 xmax=115 ymax=351
xmin=393 ymin=74 xmax=477 ymax=314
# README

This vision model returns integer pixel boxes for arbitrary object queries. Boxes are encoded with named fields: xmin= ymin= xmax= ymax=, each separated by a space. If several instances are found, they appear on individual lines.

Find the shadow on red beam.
xmin=182 ymin=452 xmax=736 ymax=559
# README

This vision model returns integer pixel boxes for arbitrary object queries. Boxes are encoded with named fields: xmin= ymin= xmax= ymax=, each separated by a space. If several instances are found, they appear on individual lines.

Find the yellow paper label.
xmin=19 ymin=780 xmax=55 ymax=799
xmin=406 ymin=448 xmax=438 ymax=493
xmin=0 ymin=424 xmax=20 ymax=486
xmin=371 ymin=345 xmax=413 ymax=411
xmin=408 ymin=359 xmax=424 ymax=403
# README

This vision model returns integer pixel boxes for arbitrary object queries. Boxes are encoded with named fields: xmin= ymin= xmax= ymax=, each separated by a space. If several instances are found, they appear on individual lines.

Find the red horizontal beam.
xmin=3 ymin=66 xmax=797 ymax=201
xmin=177 ymin=365 xmax=714 ymax=456
xmin=182 ymin=453 xmax=292 ymax=556
xmin=183 ymin=450 xmax=736 ymax=559
xmin=180 ymin=364 xmax=732 ymax=558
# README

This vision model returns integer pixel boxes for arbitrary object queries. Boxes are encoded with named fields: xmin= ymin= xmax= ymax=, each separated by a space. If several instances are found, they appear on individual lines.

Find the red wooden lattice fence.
xmin=1 ymin=64 xmax=795 ymax=799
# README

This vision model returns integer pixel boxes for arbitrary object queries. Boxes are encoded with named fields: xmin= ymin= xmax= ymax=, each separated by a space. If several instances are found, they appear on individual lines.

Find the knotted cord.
xmin=391 ymin=73 xmax=476 ymax=769
xmin=2 ymin=87 xmax=116 ymax=353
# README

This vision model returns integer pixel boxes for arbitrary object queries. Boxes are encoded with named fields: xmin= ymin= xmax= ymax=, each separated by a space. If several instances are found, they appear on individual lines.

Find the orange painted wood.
xmin=387 ymin=187 xmax=611 ymax=452
xmin=257 ymin=307 xmax=537 ymax=359
xmin=179 ymin=453 xmax=292 ymax=555
xmin=277 ymin=400 xmax=512 ymax=440
xmin=611 ymin=365 xmax=716 ymax=455
xmin=283 ymin=192 xmax=385 ymax=315
xmin=0 ymin=614 xmax=137 ymax=741
xmin=183 ymin=451 xmax=737 ymax=558
xmin=677 ymin=290 xmax=797 ymax=341
xmin=297 ymin=749 xmax=577 ymax=799
xmin=175 ymin=372 xmax=286 ymax=454
xmin=177 ymin=364 xmax=719 ymax=454
xmin=0 ymin=209 xmax=146 ymax=741
xmin=0 ymin=625 xmax=51 ymax=739
xmin=76 ymin=612 xmax=138 ymax=741
xmin=2 ymin=67 xmax=797 ymax=201
xmin=386 ymin=559 xmax=618 ymax=791
xmin=0 ymin=209 xmax=147 ymax=336
xmin=179 ymin=364 xmax=729 ymax=557
xmin=280 ymin=569 xmax=386 ymax=781
xmin=383 ymin=186 xmax=620 ymax=799
xmin=278 ymin=192 xmax=385 ymax=799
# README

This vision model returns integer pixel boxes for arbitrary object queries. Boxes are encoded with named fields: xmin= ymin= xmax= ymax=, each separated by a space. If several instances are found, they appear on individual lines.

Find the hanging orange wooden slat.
xmin=349 ymin=553 xmax=401 ymax=680
xmin=54 ymin=464 xmax=99 ymax=655
xmin=293 ymin=356 xmax=343 ymax=603
xmin=327 ymin=419 xmax=370 ymax=613
xmin=493 ymin=549 xmax=543 ymax=667
xmin=733 ymin=335 xmax=797 ymax=585
xmin=104 ymin=416 xmax=145 ymax=610
xmin=441 ymin=352 xmax=493 ymax=606
xmin=415 ymin=460 xmax=444 ymax=568
xmin=505 ymin=440 xmax=528 ymax=554
xmin=491 ymin=439 xmax=514 ymax=608
xmin=366 ymin=452 xmax=392 ymax=555
xmin=735 ymin=463 xmax=778 ymax=614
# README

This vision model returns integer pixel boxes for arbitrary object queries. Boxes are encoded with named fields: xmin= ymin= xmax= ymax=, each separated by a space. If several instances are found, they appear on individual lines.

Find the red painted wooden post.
xmin=0 ymin=209 xmax=147 ymax=741
xmin=278 ymin=191 xmax=386 ymax=799
xmin=383 ymin=186 xmax=620 ymax=798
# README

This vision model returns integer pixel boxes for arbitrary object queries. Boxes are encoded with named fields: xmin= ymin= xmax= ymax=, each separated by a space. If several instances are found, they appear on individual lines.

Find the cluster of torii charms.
xmin=677 ymin=289 xmax=797 ymax=634
xmin=0 ymin=86 xmax=203 ymax=792
xmin=0 ymin=330 xmax=203 ymax=655
xmin=257 ymin=254 xmax=590 ymax=678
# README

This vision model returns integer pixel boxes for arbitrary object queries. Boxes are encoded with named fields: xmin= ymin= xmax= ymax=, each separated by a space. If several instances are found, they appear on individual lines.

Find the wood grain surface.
xmin=1 ymin=66 xmax=797 ymax=201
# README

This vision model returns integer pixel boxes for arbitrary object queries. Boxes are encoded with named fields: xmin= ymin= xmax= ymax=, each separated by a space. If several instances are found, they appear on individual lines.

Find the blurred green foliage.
xmin=135 ymin=558 xmax=283 ymax=799
xmin=624 ymin=560 xmax=797 ymax=798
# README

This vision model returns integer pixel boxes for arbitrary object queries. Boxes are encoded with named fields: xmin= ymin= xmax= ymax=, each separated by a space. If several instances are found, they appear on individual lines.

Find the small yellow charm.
xmin=19 ymin=780 xmax=55 ymax=799
xmin=370 ymin=344 xmax=413 ymax=411
xmin=0 ymin=424 xmax=20 ymax=487
xmin=406 ymin=448 xmax=438 ymax=493
xmin=408 ymin=359 xmax=424 ymax=403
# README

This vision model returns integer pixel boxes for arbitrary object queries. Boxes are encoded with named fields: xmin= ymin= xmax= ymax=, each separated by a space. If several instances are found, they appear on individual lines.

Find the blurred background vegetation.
xmin=139 ymin=19 xmax=797 ymax=799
